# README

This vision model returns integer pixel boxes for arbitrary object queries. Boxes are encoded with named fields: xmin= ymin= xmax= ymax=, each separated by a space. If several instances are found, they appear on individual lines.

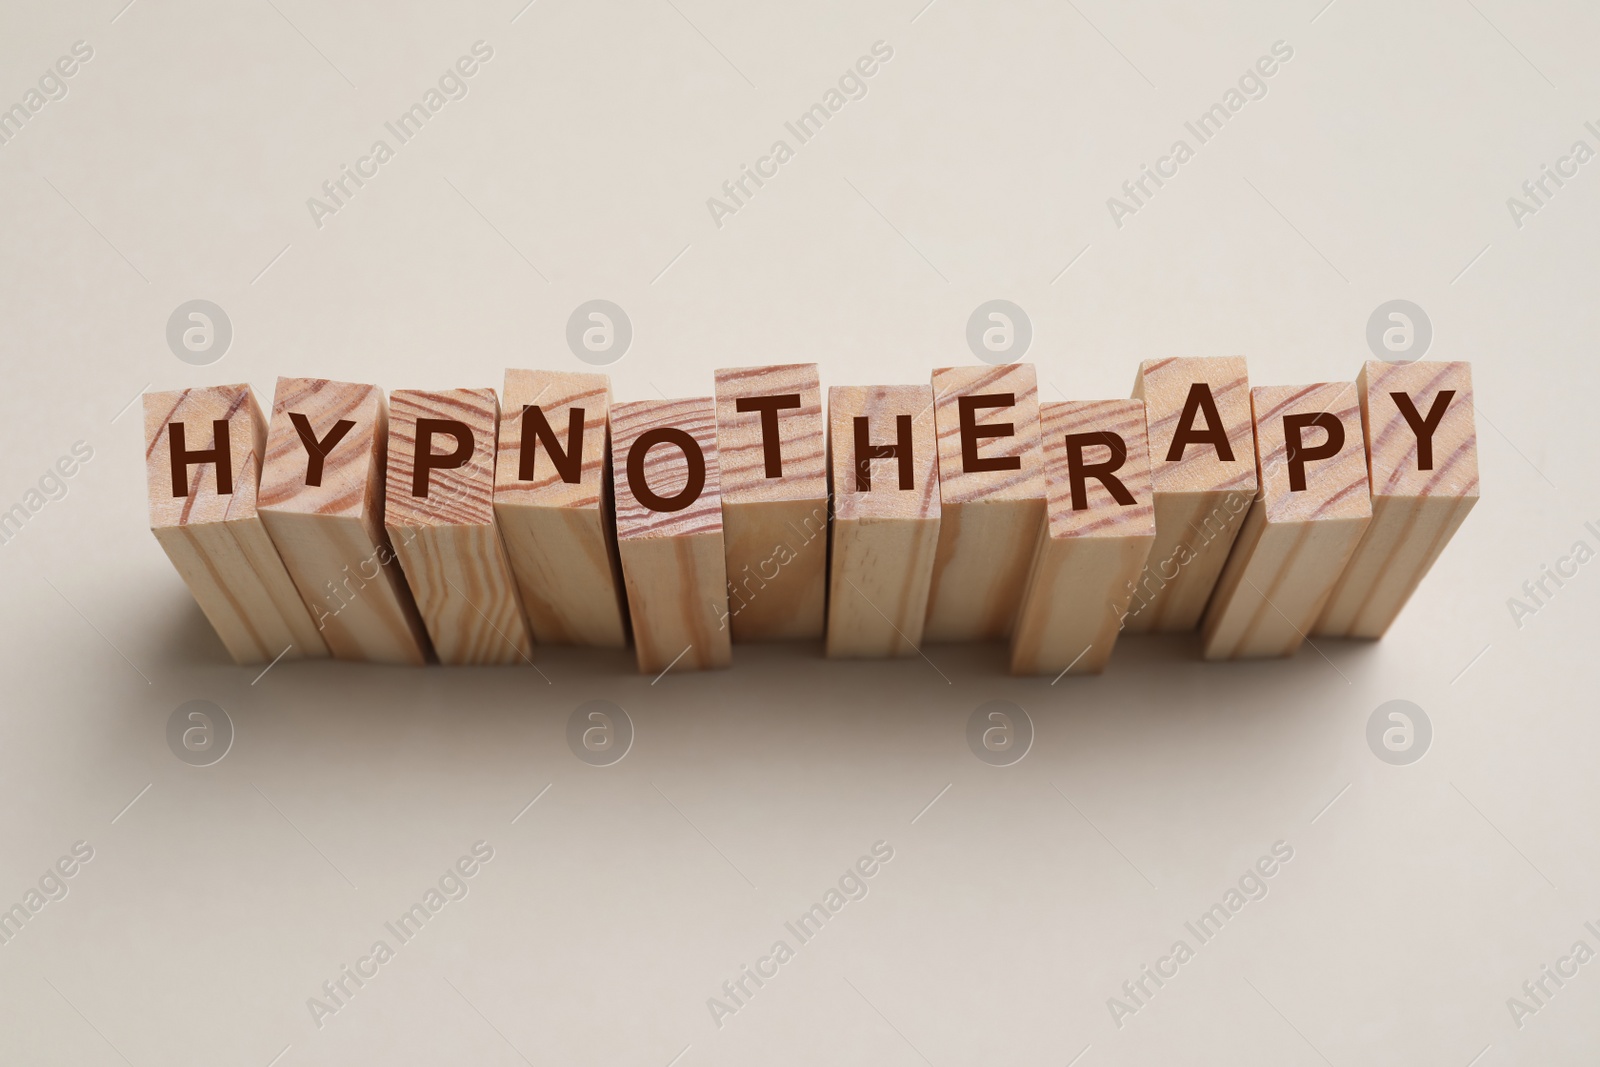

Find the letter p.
xmin=1282 ymin=412 xmax=1343 ymax=492
xmin=413 ymin=418 xmax=474 ymax=497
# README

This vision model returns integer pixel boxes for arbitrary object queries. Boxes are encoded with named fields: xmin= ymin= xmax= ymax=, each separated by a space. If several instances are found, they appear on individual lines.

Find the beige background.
xmin=1 ymin=0 xmax=1596 ymax=1063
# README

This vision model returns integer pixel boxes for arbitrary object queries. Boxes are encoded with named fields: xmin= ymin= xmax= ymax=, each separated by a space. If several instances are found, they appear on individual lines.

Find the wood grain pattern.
xmin=143 ymin=384 xmax=328 ymax=664
xmin=923 ymin=364 xmax=1046 ymax=642
xmin=257 ymin=377 xmax=430 ymax=665
xmin=493 ymin=368 xmax=627 ymax=647
xmin=1011 ymin=400 xmax=1156 ymax=675
xmin=714 ymin=363 xmax=828 ymax=641
xmin=1201 ymin=382 xmax=1372 ymax=660
xmin=611 ymin=397 xmax=732 ymax=673
xmin=1125 ymin=357 xmax=1258 ymax=632
xmin=825 ymin=384 xmax=941 ymax=658
xmin=384 ymin=388 xmax=534 ymax=666
xmin=1315 ymin=360 xmax=1479 ymax=638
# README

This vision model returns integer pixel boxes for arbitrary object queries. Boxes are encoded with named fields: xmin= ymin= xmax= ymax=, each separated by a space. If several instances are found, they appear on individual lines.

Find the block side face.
xmin=1252 ymin=382 xmax=1372 ymax=525
xmin=258 ymin=508 xmax=429 ymax=665
xmin=389 ymin=522 xmax=531 ymax=665
xmin=226 ymin=516 xmax=330 ymax=658
xmin=722 ymin=497 xmax=828 ymax=640
xmin=385 ymin=388 xmax=499 ymax=528
xmin=495 ymin=368 xmax=610 ymax=510
xmin=825 ymin=514 xmax=940 ymax=657
xmin=930 ymin=364 xmax=1044 ymax=505
xmin=714 ymin=364 xmax=827 ymax=504
xmin=923 ymin=497 xmax=1045 ymax=642
xmin=1360 ymin=360 xmax=1479 ymax=499
xmin=1006 ymin=522 xmax=1057 ymax=671
xmin=1120 ymin=487 xmax=1253 ymax=632
xmin=618 ymin=531 xmax=732 ymax=671
xmin=145 ymin=385 xmax=259 ymax=529
xmin=1199 ymin=498 xmax=1268 ymax=654
xmin=151 ymin=523 xmax=276 ymax=664
xmin=1040 ymin=399 xmax=1156 ymax=540
xmin=1314 ymin=492 xmax=1476 ymax=638
xmin=258 ymin=377 xmax=383 ymax=520
xmin=1208 ymin=514 xmax=1370 ymax=658
xmin=495 ymin=500 xmax=627 ymax=646
xmin=1137 ymin=357 xmax=1256 ymax=494
xmin=610 ymin=398 xmax=724 ymax=541
xmin=1009 ymin=533 xmax=1152 ymax=675
xmin=827 ymin=385 xmax=941 ymax=523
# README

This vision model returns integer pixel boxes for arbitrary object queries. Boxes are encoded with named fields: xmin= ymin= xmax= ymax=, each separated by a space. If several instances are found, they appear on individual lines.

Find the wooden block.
xmin=383 ymin=388 xmax=534 ymax=666
xmin=493 ymin=369 xmax=627 ymax=647
xmin=825 ymin=385 xmax=941 ymax=658
xmin=1201 ymin=383 xmax=1372 ymax=660
xmin=143 ymin=385 xmax=329 ymax=665
xmin=1010 ymin=400 xmax=1156 ymax=675
xmin=1124 ymin=357 xmax=1258 ymax=632
xmin=923 ymin=364 xmax=1046 ymax=642
xmin=1314 ymin=361 xmax=1479 ymax=638
xmin=713 ymin=364 xmax=828 ymax=641
xmin=257 ymin=377 xmax=430 ymax=665
xmin=610 ymin=397 xmax=732 ymax=673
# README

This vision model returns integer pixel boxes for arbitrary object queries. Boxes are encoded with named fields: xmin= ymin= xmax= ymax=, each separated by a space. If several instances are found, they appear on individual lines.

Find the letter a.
xmin=708 ymin=197 xmax=738 ymax=229
xmin=707 ymin=996 xmax=738 ymax=1029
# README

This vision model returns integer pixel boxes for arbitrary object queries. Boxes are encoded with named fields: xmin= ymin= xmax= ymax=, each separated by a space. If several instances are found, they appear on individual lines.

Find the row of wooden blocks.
xmin=142 ymin=358 xmax=1478 ymax=675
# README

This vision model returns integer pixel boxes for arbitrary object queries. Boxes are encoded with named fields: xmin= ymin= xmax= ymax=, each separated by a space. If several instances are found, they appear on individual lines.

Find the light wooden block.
xmin=923 ymin=364 xmax=1046 ymax=643
xmin=1125 ymin=357 xmax=1258 ymax=632
xmin=1201 ymin=383 xmax=1372 ymax=660
xmin=713 ymin=364 xmax=829 ymax=641
xmin=143 ymin=385 xmax=328 ymax=665
xmin=384 ymin=388 xmax=534 ymax=666
xmin=610 ymin=397 xmax=732 ymax=673
xmin=257 ymin=377 xmax=430 ymax=665
xmin=1315 ymin=361 xmax=1479 ymax=638
xmin=825 ymin=385 xmax=941 ymax=658
xmin=493 ymin=369 xmax=627 ymax=647
xmin=1010 ymin=400 xmax=1156 ymax=676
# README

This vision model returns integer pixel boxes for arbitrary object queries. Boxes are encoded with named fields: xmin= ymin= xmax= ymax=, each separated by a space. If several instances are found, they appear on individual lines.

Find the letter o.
xmin=626 ymin=428 xmax=705 ymax=513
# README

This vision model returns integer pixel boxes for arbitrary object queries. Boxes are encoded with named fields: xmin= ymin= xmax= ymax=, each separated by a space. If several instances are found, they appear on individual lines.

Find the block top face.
xmin=1133 ymin=357 xmax=1257 ymax=496
xmin=713 ymin=363 xmax=827 ymax=504
xmin=258 ymin=377 xmax=384 ymax=520
xmin=610 ymin=397 xmax=724 ymax=541
xmin=495 ymin=368 xmax=611 ymax=511
xmin=1040 ymin=400 xmax=1156 ymax=540
xmin=827 ymin=384 xmax=941 ymax=523
xmin=385 ymin=388 xmax=499 ymax=528
xmin=1360 ymin=360 xmax=1479 ymax=500
xmin=1252 ymin=382 xmax=1372 ymax=525
xmin=930 ymin=364 xmax=1045 ymax=506
xmin=143 ymin=384 xmax=262 ymax=529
